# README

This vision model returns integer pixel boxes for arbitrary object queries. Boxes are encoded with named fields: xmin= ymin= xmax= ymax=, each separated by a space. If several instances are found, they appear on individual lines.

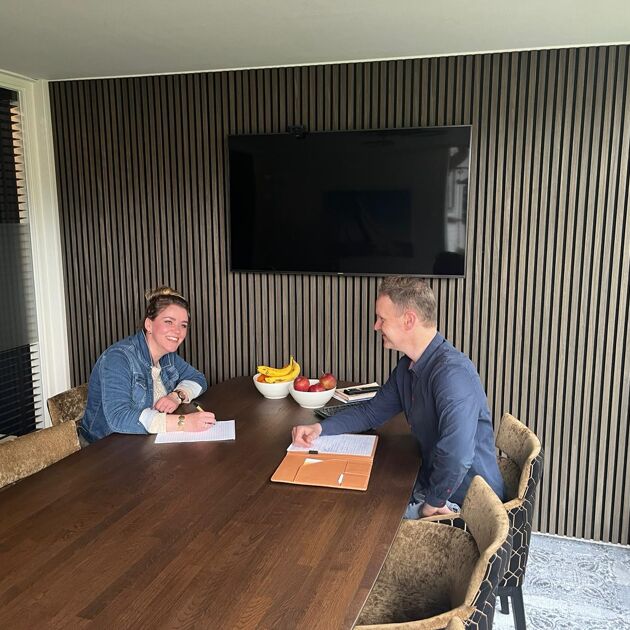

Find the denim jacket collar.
xmin=132 ymin=330 xmax=175 ymax=370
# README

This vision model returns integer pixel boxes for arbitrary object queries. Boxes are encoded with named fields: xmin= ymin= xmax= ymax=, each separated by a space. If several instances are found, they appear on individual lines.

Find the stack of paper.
xmin=332 ymin=382 xmax=380 ymax=403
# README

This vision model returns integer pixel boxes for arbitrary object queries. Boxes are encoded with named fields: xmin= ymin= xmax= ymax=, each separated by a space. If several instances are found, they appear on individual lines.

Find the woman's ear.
xmin=144 ymin=318 xmax=152 ymax=334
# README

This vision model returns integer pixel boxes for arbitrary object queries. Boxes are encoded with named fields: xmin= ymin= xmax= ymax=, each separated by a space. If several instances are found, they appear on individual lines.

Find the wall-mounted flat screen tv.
xmin=228 ymin=125 xmax=471 ymax=277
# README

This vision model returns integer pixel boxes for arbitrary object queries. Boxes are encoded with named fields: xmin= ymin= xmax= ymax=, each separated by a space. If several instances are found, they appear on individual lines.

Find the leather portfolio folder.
xmin=271 ymin=435 xmax=378 ymax=492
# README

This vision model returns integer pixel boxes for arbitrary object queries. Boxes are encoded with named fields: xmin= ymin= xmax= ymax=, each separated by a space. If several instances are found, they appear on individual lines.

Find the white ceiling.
xmin=1 ymin=0 xmax=629 ymax=81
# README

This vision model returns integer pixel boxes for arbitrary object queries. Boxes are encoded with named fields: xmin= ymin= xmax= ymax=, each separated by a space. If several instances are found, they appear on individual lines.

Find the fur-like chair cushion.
xmin=47 ymin=383 xmax=88 ymax=426
xmin=356 ymin=476 xmax=510 ymax=629
xmin=0 ymin=421 xmax=80 ymax=489
xmin=357 ymin=522 xmax=478 ymax=626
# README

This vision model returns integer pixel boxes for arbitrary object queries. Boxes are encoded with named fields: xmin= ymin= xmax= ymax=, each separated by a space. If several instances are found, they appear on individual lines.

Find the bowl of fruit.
xmin=253 ymin=356 xmax=300 ymax=399
xmin=289 ymin=373 xmax=337 ymax=409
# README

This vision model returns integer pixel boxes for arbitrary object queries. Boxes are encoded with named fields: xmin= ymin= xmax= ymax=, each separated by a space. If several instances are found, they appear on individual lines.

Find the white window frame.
xmin=0 ymin=69 xmax=70 ymax=427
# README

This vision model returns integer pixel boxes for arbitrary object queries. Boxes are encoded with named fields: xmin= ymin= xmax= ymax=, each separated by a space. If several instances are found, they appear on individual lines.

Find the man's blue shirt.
xmin=320 ymin=333 xmax=505 ymax=506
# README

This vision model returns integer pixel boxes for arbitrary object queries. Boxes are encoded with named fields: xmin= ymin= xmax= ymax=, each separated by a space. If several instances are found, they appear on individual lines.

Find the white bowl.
xmin=289 ymin=378 xmax=336 ymax=409
xmin=253 ymin=374 xmax=293 ymax=399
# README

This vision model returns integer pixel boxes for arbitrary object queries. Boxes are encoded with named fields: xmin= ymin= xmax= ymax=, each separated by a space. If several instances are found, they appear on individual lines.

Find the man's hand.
xmin=291 ymin=423 xmax=323 ymax=448
xmin=421 ymin=502 xmax=455 ymax=518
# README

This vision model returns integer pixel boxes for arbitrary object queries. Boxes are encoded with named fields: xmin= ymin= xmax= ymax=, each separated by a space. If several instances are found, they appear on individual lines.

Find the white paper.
xmin=288 ymin=433 xmax=376 ymax=457
xmin=155 ymin=420 xmax=236 ymax=443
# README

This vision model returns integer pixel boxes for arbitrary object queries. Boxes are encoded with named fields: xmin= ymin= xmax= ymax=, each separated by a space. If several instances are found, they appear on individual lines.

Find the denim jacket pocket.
xmin=132 ymin=374 xmax=149 ymax=406
xmin=161 ymin=365 xmax=180 ymax=391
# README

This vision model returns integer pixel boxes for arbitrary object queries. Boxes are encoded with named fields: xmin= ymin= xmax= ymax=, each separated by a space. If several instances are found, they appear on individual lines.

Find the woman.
xmin=79 ymin=287 xmax=215 ymax=443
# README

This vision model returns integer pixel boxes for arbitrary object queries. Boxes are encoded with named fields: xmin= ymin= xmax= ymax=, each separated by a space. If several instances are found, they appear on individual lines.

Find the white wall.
xmin=0 ymin=69 xmax=70 ymax=426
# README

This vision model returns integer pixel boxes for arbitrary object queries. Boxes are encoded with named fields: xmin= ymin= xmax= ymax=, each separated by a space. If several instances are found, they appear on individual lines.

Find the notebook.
xmin=270 ymin=434 xmax=378 ymax=491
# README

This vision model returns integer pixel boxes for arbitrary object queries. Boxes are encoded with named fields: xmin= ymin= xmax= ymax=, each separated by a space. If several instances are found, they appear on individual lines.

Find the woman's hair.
xmin=143 ymin=286 xmax=190 ymax=329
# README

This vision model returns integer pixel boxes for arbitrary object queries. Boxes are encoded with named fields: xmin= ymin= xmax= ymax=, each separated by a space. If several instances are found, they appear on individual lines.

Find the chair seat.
xmin=357 ymin=521 xmax=479 ymax=626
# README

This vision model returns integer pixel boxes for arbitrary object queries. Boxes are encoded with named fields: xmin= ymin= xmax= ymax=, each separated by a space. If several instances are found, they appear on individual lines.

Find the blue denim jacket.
xmin=79 ymin=330 xmax=207 ymax=443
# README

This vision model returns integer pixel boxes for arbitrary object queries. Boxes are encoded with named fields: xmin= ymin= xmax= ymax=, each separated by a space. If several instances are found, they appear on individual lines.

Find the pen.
xmin=195 ymin=404 xmax=204 ymax=412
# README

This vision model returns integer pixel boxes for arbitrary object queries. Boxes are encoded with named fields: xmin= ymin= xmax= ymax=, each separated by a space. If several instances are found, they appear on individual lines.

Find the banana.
xmin=265 ymin=360 xmax=301 ymax=383
xmin=258 ymin=355 xmax=295 ymax=377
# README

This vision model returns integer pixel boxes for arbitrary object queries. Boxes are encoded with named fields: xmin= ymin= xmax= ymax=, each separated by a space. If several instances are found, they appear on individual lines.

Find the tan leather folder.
xmin=270 ymin=437 xmax=378 ymax=491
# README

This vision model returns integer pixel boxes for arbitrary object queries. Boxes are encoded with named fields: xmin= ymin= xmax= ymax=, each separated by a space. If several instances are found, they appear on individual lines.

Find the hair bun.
xmin=145 ymin=286 xmax=185 ymax=302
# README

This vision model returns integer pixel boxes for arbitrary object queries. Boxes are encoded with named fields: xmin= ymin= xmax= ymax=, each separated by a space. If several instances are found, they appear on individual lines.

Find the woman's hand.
xmin=154 ymin=393 xmax=180 ymax=413
xmin=185 ymin=411 xmax=216 ymax=431
xmin=166 ymin=411 xmax=216 ymax=432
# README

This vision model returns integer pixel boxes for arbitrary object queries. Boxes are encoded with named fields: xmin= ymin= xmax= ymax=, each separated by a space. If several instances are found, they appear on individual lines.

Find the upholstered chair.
xmin=47 ymin=383 xmax=88 ymax=426
xmin=355 ymin=476 xmax=511 ymax=630
xmin=0 ymin=421 xmax=80 ymax=489
xmin=495 ymin=413 xmax=543 ymax=630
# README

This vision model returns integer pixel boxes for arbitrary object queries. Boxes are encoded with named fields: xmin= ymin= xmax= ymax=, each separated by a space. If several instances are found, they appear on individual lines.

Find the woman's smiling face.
xmin=145 ymin=304 xmax=189 ymax=362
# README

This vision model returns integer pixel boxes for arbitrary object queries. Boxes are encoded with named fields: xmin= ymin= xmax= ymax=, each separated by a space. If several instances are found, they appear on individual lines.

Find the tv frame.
xmin=226 ymin=125 xmax=472 ymax=279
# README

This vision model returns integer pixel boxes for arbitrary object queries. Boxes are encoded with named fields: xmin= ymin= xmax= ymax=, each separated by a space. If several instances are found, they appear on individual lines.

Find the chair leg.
xmin=499 ymin=593 xmax=510 ymax=614
xmin=511 ymin=586 xmax=526 ymax=630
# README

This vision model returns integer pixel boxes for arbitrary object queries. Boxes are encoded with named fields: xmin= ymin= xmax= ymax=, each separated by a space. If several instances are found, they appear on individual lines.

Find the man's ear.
xmin=403 ymin=310 xmax=417 ymax=330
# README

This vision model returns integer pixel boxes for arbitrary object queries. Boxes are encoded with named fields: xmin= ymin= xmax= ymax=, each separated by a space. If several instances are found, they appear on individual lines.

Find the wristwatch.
xmin=173 ymin=389 xmax=187 ymax=402
xmin=177 ymin=414 xmax=186 ymax=429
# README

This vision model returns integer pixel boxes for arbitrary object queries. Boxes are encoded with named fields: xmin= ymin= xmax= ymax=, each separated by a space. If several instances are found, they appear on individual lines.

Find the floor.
xmin=493 ymin=533 xmax=630 ymax=630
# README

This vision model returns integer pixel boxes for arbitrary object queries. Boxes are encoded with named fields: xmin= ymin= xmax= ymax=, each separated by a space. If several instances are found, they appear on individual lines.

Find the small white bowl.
xmin=289 ymin=378 xmax=336 ymax=409
xmin=253 ymin=374 xmax=293 ymax=399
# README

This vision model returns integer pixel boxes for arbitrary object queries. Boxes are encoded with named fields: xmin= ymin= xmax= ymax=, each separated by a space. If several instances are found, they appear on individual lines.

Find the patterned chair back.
xmin=47 ymin=383 xmax=88 ymax=427
xmin=355 ymin=476 xmax=512 ymax=630
xmin=496 ymin=412 xmax=543 ymax=589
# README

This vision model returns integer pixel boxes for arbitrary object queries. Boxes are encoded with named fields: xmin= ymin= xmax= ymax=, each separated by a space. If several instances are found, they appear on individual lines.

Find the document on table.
xmin=155 ymin=420 xmax=236 ymax=443
xmin=287 ymin=433 xmax=377 ymax=457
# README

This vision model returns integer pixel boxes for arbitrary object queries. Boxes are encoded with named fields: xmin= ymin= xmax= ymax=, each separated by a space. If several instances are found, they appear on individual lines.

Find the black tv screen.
xmin=228 ymin=126 xmax=470 ymax=277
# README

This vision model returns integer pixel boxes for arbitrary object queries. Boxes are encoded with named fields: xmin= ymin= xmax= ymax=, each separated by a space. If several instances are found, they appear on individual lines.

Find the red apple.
xmin=293 ymin=375 xmax=311 ymax=392
xmin=319 ymin=372 xmax=337 ymax=390
xmin=308 ymin=383 xmax=326 ymax=392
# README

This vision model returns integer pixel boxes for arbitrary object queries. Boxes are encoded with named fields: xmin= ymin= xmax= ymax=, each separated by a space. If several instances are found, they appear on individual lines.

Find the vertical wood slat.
xmin=49 ymin=44 xmax=630 ymax=544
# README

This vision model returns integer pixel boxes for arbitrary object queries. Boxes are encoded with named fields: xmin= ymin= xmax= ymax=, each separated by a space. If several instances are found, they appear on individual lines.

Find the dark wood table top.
xmin=0 ymin=376 xmax=418 ymax=629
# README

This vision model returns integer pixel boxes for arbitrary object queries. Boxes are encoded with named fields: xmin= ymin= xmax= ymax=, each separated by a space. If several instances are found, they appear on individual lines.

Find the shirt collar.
xmin=408 ymin=332 xmax=444 ymax=376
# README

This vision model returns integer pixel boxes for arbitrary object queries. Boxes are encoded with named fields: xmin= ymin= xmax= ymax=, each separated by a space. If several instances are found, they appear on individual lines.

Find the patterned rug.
xmin=493 ymin=533 xmax=630 ymax=629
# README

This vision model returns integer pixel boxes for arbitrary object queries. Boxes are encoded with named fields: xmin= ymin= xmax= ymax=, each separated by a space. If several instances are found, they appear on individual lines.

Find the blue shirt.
xmin=80 ymin=330 xmax=207 ymax=443
xmin=320 ymin=333 xmax=505 ymax=506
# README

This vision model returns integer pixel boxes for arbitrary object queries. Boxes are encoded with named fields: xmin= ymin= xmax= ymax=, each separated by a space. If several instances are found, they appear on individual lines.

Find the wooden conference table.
xmin=0 ymin=377 xmax=419 ymax=629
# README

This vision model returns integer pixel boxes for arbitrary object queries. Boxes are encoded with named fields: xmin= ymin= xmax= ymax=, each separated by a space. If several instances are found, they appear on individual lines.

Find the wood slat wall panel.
xmin=50 ymin=44 xmax=630 ymax=544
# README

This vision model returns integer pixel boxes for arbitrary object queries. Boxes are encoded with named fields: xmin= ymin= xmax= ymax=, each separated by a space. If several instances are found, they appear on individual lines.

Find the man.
xmin=291 ymin=277 xmax=505 ymax=517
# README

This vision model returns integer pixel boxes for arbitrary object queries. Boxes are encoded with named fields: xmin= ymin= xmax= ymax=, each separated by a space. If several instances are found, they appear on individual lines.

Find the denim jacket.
xmin=79 ymin=330 xmax=207 ymax=443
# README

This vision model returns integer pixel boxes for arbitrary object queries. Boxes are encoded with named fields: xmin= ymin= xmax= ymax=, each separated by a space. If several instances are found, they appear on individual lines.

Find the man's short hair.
xmin=378 ymin=277 xmax=437 ymax=326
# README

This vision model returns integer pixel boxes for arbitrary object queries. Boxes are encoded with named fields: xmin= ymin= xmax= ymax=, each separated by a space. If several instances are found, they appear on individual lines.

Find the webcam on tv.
xmin=287 ymin=125 xmax=307 ymax=139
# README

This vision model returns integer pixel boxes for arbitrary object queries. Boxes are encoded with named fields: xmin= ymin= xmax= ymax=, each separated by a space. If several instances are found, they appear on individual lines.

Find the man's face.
xmin=374 ymin=295 xmax=407 ymax=352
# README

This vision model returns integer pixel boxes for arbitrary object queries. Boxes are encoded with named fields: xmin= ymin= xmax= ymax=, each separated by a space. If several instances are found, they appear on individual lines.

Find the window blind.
xmin=0 ymin=86 xmax=42 ymax=436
